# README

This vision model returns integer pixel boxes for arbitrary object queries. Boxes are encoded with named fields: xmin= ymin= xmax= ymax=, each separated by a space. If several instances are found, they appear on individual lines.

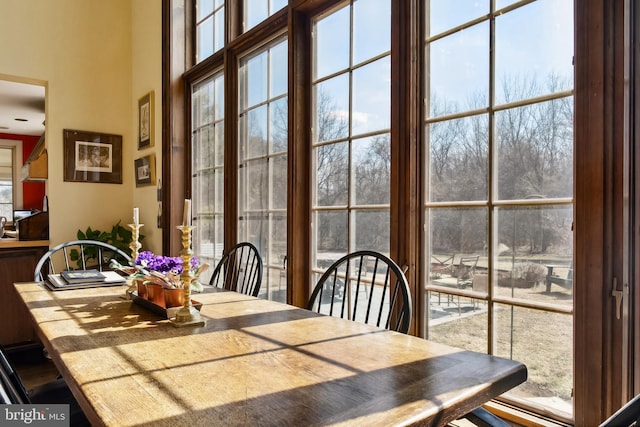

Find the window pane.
xmin=315 ymin=210 xmax=348 ymax=267
xmin=495 ymin=205 xmax=573 ymax=307
xmin=352 ymin=135 xmax=390 ymax=205
xmin=428 ymin=0 xmax=488 ymax=36
xmin=214 ymin=169 xmax=224 ymax=208
xmin=193 ymin=125 xmax=214 ymax=172
xmin=193 ymin=214 xmax=223 ymax=284
xmin=267 ymin=212 xmax=287 ymax=303
xmin=244 ymin=53 xmax=268 ymax=109
xmin=494 ymin=304 xmax=573 ymax=419
xmin=244 ymin=0 xmax=268 ymax=30
xmin=197 ymin=0 xmax=214 ymax=21
xmin=314 ymin=5 xmax=350 ymax=79
xmin=215 ymin=77 xmax=225 ymax=119
xmin=427 ymin=292 xmax=488 ymax=353
xmin=269 ymin=97 xmax=287 ymax=154
xmin=241 ymin=106 xmax=268 ymax=159
xmin=427 ymin=208 xmax=487 ymax=265
xmin=314 ymin=75 xmax=349 ymax=143
xmin=354 ymin=210 xmax=389 ymax=253
xmin=270 ymin=41 xmax=288 ymax=98
xmin=193 ymin=82 xmax=213 ymax=129
xmin=240 ymin=159 xmax=268 ymax=211
xmin=194 ymin=170 xmax=214 ymax=214
xmin=495 ymin=98 xmax=573 ymax=200
xmin=352 ymin=56 xmax=390 ymax=136
xmin=214 ymin=8 xmax=225 ymax=53
xmin=427 ymin=114 xmax=488 ymax=202
xmin=315 ymin=142 xmax=348 ymax=207
xmin=196 ymin=17 xmax=214 ymax=61
xmin=428 ymin=22 xmax=489 ymax=117
xmin=238 ymin=215 xmax=268 ymax=284
xmin=495 ymin=0 xmax=573 ymax=105
xmin=214 ymin=123 xmax=224 ymax=166
xmin=353 ymin=0 xmax=390 ymax=64
xmin=244 ymin=0 xmax=287 ymax=32
xmin=270 ymin=154 xmax=287 ymax=210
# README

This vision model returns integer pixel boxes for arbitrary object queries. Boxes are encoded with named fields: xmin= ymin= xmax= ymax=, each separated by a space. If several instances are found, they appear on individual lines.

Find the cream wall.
xmin=132 ymin=0 xmax=163 ymax=254
xmin=0 ymin=0 xmax=163 ymax=252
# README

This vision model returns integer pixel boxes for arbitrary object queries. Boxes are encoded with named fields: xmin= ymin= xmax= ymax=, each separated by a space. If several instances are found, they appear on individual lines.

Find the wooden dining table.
xmin=14 ymin=282 xmax=527 ymax=427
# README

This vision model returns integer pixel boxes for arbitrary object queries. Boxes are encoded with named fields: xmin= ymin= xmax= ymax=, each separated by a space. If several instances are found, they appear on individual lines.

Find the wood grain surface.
xmin=14 ymin=283 xmax=526 ymax=426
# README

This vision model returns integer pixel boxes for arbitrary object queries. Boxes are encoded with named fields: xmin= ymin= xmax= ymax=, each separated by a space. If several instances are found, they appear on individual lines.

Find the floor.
xmin=6 ymin=344 xmax=60 ymax=391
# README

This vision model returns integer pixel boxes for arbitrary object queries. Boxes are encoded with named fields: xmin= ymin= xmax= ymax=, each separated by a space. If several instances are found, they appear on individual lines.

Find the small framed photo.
xmin=135 ymin=154 xmax=156 ymax=187
xmin=63 ymin=129 xmax=123 ymax=184
xmin=138 ymin=91 xmax=154 ymax=149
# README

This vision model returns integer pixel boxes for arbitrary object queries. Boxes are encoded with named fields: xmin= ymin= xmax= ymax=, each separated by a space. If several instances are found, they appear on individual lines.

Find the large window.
xmin=311 ymin=0 xmax=391 ymax=278
xmin=0 ymin=147 xmax=14 ymax=219
xmin=176 ymin=0 xmax=631 ymax=423
xmin=191 ymin=72 xmax=225 ymax=283
xmin=424 ymin=0 xmax=574 ymax=420
xmin=238 ymin=37 xmax=288 ymax=301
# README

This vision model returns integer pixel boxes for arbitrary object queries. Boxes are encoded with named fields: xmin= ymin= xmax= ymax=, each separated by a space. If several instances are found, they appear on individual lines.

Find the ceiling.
xmin=0 ymin=80 xmax=45 ymax=137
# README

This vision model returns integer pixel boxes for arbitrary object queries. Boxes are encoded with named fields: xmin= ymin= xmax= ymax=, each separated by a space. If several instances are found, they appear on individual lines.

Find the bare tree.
xmin=428 ymin=73 xmax=573 ymax=255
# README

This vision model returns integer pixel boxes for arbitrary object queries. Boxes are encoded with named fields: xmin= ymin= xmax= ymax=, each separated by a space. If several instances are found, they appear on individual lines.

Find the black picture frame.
xmin=135 ymin=154 xmax=156 ymax=187
xmin=63 ymin=129 xmax=123 ymax=184
xmin=138 ymin=91 xmax=154 ymax=149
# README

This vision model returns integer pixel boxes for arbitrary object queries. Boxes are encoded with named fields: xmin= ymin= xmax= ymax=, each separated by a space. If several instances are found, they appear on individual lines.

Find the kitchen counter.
xmin=0 ymin=238 xmax=49 ymax=249
xmin=0 ymin=242 xmax=49 ymax=346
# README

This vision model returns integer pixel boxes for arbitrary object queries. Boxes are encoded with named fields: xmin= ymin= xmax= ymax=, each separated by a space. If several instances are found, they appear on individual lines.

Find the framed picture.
xmin=63 ymin=129 xmax=123 ymax=184
xmin=135 ymin=154 xmax=156 ymax=187
xmin=138 ymin=91 xmax=154 ymax=149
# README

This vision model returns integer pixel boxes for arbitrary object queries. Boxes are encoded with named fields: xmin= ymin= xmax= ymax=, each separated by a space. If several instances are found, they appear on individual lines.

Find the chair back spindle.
xmin=308 ymin=250 xmax=412 ymax=334
xmin=34 ymin=240 xmax=132 ymax=282
xmin=209 ymin=242 xmax=263 ymax=297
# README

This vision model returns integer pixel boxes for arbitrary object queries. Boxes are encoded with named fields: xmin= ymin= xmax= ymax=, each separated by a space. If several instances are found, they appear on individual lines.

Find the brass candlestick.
xmin=171 ymin=225 xmax=205 ymax=327
xmin=128 ymin=223 xmax=144 ymax=261
xmin=125 ymin=223 xmax=144 ymax=298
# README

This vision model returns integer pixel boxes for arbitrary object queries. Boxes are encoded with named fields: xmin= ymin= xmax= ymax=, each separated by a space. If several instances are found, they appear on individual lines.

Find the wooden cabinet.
xmin=0 ymin=245 xmax=47 ymax=346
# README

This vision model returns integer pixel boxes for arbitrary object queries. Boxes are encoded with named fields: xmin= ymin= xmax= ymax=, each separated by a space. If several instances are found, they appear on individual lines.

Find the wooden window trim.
xmin=574 ymin=0 xmax=629 ymax=424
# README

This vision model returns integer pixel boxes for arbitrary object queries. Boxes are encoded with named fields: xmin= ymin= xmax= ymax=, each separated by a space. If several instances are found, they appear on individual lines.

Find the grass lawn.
xmin=428 ymin=285 xmax=573 ymax=415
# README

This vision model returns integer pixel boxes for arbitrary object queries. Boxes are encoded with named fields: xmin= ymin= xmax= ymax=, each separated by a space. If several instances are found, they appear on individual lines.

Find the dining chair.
xmin=34 ymin=239 xmax=132 ymax=282
xmin=209 ymin=242 xmax=263 ymax=297
xmin=307 ymin=250 xmax=412 ymax=334
xmin=599 ymin=393 xmax=640 ymax=426
xmin=0 ymin=345 xmax=89 ymax=425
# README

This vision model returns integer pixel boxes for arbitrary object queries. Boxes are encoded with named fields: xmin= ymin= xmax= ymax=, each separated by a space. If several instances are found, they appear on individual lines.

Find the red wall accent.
xmin=0 ymin=132 xmax=46 ymax=211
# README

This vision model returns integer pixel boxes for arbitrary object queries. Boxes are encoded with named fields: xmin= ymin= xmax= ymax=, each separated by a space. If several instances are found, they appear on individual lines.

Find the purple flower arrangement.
xmin=136 ymin=251 xmax=185 ymax=276
xmin=111 ymin=251 xmax=209 ymax=291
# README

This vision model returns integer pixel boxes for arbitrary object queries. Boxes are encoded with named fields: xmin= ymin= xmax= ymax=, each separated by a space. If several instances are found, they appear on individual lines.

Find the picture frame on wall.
xmin=138 ymin=91 xmax=154 ymax=149
xmin=63 ymin=129 xmax=123 ymax=184
xmin=135 ymin=154 xmax=156 ymax=187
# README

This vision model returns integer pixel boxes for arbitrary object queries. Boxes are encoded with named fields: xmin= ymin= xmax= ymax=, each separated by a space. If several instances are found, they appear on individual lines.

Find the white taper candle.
xmin=183 ymin=199 xmax=191 ymax=226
